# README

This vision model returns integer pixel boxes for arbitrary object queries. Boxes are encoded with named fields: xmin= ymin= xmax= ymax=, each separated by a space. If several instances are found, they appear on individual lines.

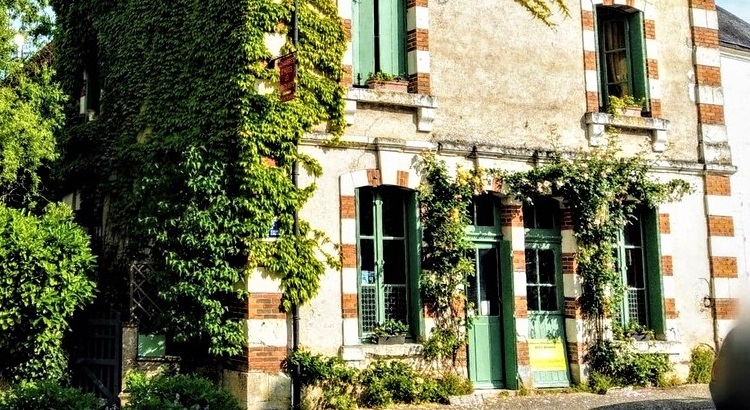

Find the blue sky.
xmin=717 ymin=0 xmax=750 ymax=23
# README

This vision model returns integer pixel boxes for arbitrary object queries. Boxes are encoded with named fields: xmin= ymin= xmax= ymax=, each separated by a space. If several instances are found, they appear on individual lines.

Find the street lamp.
xmin=12 ymin=32 xmax=25 ymax=59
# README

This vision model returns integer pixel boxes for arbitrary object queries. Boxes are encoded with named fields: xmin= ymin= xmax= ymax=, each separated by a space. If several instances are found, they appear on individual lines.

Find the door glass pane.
xmin=384 ymin=284 xmax=408 ymax=324
xmin=525 ymin=249 xmax=537 ymax=283
xmin=539 ymin=286 xmax=558 ymax=311
xmin=466 ymin=250 xmax=478 ymax=308
xmin=475 ymin=195 xmax=495 ymax=227
xmin=361 ymin=286 xmax=377 ymax=332
xmin=538 ymin=249 xmax=556 ymax=285
xmin=523 ymin=203 xmax=535 ymax=229
xmin=527 ymin=286 xmax=540 ymax=311
xmin=624 ymin=219 xmax=642 ymax=246
xmin=358 ymin=188 xmax=374 ymax=237
xmin=478 ymin=247 xmax=500 ymax=316
xmin=381 ymin=188 xmax=405 ymax=237
xmin=383 ymin=239 xmax=406 ymax=284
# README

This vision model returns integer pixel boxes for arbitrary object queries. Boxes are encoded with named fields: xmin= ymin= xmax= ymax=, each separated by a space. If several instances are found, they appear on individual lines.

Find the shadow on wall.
xmin=591 ymin=398 xmax=714 ymax=409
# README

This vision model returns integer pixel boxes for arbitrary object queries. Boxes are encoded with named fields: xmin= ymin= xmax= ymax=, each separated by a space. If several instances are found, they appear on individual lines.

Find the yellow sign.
xmin=528 ymin=339 xmax=567 ymax=372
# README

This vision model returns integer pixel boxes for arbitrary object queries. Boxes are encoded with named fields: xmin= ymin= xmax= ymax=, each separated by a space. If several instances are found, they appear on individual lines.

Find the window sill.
xmin=345 ymin=88 xmax=438 ymax=133
xmin=340 ymin=342 xmax=423 ymax=362
xmin=584 ymin=112 xmax=670 ymax=152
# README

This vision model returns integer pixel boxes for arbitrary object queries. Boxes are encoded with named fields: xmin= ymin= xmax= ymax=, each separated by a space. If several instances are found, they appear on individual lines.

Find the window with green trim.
xmin=351 ymin=0 xmax=407 ymax=85
xmin=615 ymin=209 xmax=665 ymax=336
xmin=596 ymin=6 xmax=649 ymax=111
xmin=356 ymin=186 xmax=418 ymax=337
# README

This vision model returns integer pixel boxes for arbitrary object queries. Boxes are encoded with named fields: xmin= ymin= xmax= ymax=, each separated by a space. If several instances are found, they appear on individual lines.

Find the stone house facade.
xmin=228 ymin=0 xmax=743 ymax=408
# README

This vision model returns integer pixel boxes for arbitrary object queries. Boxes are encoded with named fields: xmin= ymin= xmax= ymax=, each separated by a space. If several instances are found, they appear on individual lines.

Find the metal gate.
xmin=71 ymin=311 xmax=122 ymax=409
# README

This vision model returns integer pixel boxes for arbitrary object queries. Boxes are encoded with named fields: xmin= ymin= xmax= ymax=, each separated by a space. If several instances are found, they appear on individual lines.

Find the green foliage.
xmin=613 ymin=320 xmax=655 ymax=341
xmin=588 ymin=371 xmax=614 ymax=395
xmin=419 ymin=154 xmax=479 ymax=366
xmin=372 ymin=319 xmax=409 ymax=337
xmin=51 ymin=0 xmax=346 ymax=356
xmin=501 ymin=144 xmax=691 ymax=331
xmin=0 ymin=381 xmax=102 ymax=410
xmin=0 ymin=203 xmax=96 ymax=381
xmin=123 ymin=373 xmax=241 ymax=410
xmin=687 ymin=344 xmax=715 ymax=384
xmin=512 ymin=0 xmax=570 ymax=27
xmin=585 ymin=340 xmax=672 ymax=388
xmin=286 ymin=351 xmax=473 ymax=409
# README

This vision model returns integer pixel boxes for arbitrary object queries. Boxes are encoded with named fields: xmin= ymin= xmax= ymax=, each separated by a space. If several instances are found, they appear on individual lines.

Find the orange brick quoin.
xmin=659 ymin=214 xmax=671 ymax=234
xmin=514 ymin=296 xmax=528 ymax=318
xmin=689 ymin=0 xmax=716 ymax=10
xmin=697 ymin=104 xmax=725 ymax=124
xmin=406 ymin=29 xmax=429 ymax=52
xmin=513 ymin=250 xmax=526 ymax=271
xmin=692 ymin=27 xmax=720 ymax=48
xmin=248 ymin=293 xmax=285 ymax=319
xmin=341 ymin=293 xmax=358 ymax=318
xmin=367 ymin=169 xmax=381 ymax=186
xmin=707 ymin=215 xmax=735 ymax=237
xmin=341 ymin=244 xmax=357 ymax=269
xmin=407 ymin=73 xmax=430 ymax=95
xmin=705 ymin=174 xmax=731 ymax=196
xmin=581 ymin=10 xmax=594 ymax=30
xmin=517 ymin=341 xmax=530 ymax=365
xmin=665 ymin=298 xmax=678 ymax=319
xmin=710 ymin=256 xmax=738 ymax=278
xmin=340 ymin=195 xmax=355 ymax=219
xmin=696 ymin=65 xmax=722 ymax=86
xmin=714 ymin=298 xmax=739 ymax=320
xmin=564 ymin=297 xmax=582 ymax=319
xmin=661 ymin=255 xmax=673 ymax=276
xmin=396 ymin=170 xmax=409 ymax=187
xmin=562 ymin=253 xmax=577 ymax=275
xmin=501 ymin=206 xmax=523 ymax=227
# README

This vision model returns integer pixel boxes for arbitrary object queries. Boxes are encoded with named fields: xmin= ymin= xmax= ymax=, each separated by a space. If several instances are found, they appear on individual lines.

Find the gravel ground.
xmin=393 ymin=384 xmax=714 ymax=410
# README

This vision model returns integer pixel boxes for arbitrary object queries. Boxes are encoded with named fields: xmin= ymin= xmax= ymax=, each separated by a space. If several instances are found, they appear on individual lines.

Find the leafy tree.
xmin=0 ymin=0 xmax=96 ymax=383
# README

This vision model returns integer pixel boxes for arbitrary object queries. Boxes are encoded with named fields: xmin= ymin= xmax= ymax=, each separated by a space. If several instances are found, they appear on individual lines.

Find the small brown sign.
xmin=278 ymin=52 xmax=296 ymax=102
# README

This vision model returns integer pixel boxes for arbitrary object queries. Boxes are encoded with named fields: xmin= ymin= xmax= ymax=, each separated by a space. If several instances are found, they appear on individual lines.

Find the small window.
xmin=467 ymin=194 xmax=498 ymax=227
xmin=615 ymin=209 xmax=665 ymax=335
xmin=357 ymin=186 xmax=416 ymax=336
xmin=596 ymin=6 xmax=649 ymax=111
xmin=351 ymin=0 xmax=407 ymax=85
xmin=523 ymin=199 xmax=560 ymax=230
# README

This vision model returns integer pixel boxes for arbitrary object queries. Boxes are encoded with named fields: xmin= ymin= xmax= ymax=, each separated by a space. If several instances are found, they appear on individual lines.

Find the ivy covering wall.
xmin=51 ymin=0 xmax=346 ymax=356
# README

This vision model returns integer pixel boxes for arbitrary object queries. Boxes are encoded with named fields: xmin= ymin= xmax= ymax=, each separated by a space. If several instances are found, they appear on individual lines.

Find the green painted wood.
xmin=353 ymin=0 xmax=375 ymax=84
xmin=407 ymin=193 xmax=422 ymax=339
xmin=467 ymin=244 xmax=504 ymax=388
xmin=377 ymin=0 xmax=406 ymax=76
xmin=526 ymin=241 xmax=570 ymax=388
xmin=629 ymin=11 xmax=650 ymax=109
xmin=643 ymin=208 xmax=666 ymax=338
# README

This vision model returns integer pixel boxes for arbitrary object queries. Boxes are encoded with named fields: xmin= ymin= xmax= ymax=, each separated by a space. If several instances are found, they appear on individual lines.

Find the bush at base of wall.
xmin=0 ymin=382 xmax=102 ymax=410
xmin=123 ymin=373 xmax=242 ymax=410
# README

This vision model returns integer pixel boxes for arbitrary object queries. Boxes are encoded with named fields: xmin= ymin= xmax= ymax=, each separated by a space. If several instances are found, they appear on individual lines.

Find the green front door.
xmin=467 ymin=244 xmax=504 ymax=388
xmin=525 ymin=244 xmax=570 ymax=388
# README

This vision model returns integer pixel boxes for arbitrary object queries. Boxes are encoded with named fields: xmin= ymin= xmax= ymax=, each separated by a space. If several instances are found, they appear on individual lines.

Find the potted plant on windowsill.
xmin=365 ymin=71 xmax=408 ymax=93
xmin=608 ymin=95 xmax=645 ymax=117
xmin=615 ymin=321 xmax=655 ymax=342
xmin=372 ymin=319 xmax=408 ymax=344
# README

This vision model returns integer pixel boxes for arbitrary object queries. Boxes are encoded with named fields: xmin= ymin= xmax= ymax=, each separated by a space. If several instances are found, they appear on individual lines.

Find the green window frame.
xmin=351 ymin=0 xmax=407 ymax=85
xmin=596 ymin=6 xmax=649 ymax=111
xmin=615 ymin=208 xmax=665 ymax=337
xmin=356 ymin=186 xmax=420 ymax=338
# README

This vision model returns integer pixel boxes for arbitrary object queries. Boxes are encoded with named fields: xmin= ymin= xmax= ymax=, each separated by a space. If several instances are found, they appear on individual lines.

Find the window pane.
xmin=384 ymin=284 xmax=408 ymax=324
xmin=361 ymin=285 xmax=377 ymax=332
xmin=358 ymin=188 xmax=374 ymax=237
xmin=478 ymin=247 xmax=500 ymax=316
xmin=535 ymin=200 xmax=558 ymax=229
xmin=539 ymin=286 xmax=558 ymax=312
xmin=538 ymin=249 xmax=556 ymax=285
xmin=525 ymin=249 xmax=537 ymax=283
xmin=466 ymin=249 xmax=478 ymax=307
xmin=523 ymin=203 xmax=535 ymax=229
xmin=603 ymin=20 xmax=627 ymax=50
xmin=624 ymin=218 xmax=643 ymax=246
xmin=383 ymin=239 xmax=406 ymax=284
xmin=359 ymin=238 xmax=375 ymax=275
xmin=475 ymin=195 xmax=495 ymax=227
xmin=627 ymin=289 xmax=648 ymax=327
xmin=625 ymin=248 xmax=645 ymax=289
xmin=527 ymin=286 xmax=540 ymax=311
xmin=381 ymin=188 xmax=405 ymax=237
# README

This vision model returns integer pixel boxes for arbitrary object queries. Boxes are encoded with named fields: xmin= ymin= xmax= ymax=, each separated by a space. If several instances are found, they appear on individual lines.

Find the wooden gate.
xmin=71 ymin=311 xmax=122 ymax=409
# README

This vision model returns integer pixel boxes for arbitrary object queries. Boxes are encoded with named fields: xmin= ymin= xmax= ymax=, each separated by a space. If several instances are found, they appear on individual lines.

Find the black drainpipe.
xmin=291 ymin=1 xmax=301 ymax=408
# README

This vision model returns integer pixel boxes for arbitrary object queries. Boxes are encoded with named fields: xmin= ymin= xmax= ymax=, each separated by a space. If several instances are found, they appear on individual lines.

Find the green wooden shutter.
xmin=628 ymin=11 xmax=650 ymax=110
xmin=500 ymin=240 xmax=518 ymax=389
xmin=407 ymin=192 xmax=422 ymax=339
xmin=377 ymin=0 xmax=406 ymax=76
xmin=353 ymin=0 xmax=375 ymax=84
xmin=643 ymin=208 xmax=665 ymax=338
xmin=595 ymin=12 xmax=607 ymax=110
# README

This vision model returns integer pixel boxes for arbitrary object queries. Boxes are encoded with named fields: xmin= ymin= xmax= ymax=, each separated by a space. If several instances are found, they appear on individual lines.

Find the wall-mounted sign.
xmin=278 ymin=52 xmax=297 ymax=103
xmin=268 ymin=218 xmax=281 ymax=238
xmin=528 ymin=339 xmax=567 ymax=372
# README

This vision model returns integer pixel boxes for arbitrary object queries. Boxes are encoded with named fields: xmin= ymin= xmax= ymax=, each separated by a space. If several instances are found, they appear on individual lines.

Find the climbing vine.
xmin=51 ymin=0 xmax=346 ymax=356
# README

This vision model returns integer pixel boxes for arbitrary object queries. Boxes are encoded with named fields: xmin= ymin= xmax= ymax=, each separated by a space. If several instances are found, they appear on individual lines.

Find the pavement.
xmin=396 ymin=384 xmax=715 ymax=410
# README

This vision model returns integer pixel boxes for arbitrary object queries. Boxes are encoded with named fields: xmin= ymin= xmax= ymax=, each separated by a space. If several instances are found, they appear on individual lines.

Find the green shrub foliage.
xmin=687 ymin=344 xmax=715 ymax=384
xmin=123 ymin=373 xmax=241 ymax=410
xmin=0 ymin=204 xmax=96 ymax=381
xmin=585 ymin=340 xmax=672 ymax=388
xmin=51 ymin=0 xmax=345 ymax=356
xmin=0 ymin=381 xmax=101 ymax=410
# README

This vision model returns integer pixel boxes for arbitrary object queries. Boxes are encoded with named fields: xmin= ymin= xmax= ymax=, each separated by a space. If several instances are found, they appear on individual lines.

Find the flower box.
xmin=376 ymin=334 xmax=406 ymax=345
xmin=365 ymin=79 xmax=408 ymax=93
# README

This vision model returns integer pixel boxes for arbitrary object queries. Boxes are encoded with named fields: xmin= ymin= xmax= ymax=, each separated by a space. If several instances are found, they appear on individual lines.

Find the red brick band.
xmin=661 ymin=255 xmax=673 ymax=276
xmin=515 ymin=296 xmax=528 ymax=318
xmin=708 ymin=215 xmax=735 ymax=237
xmin=705 ymin=174 xmax=731 ymax=196
xmin=710 ymin=256 xmax=738 ymax=278
xmin=248 ymin=293 xmax=285 ymax=319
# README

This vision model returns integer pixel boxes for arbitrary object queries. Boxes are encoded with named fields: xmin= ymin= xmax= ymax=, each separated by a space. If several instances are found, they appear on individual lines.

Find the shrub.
xmin=585 ymin=340 xmax=672 ymax=387
xmin=437 ymin=372 xmax=473 ymax=398
xmin=123 ymin=373 xmax=241 ymax=410
xmin=687 ymin=344 xmax=715 ymax=384
xmin=286 ymin=350 xmax=358 ymax=410
xmin=0 ymin=204 xmax=96 ymax=381
xmin=588 ymin=372 xmax=614 ymax=395
xmin=0 ymin=382 xmax=102 ymax=410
